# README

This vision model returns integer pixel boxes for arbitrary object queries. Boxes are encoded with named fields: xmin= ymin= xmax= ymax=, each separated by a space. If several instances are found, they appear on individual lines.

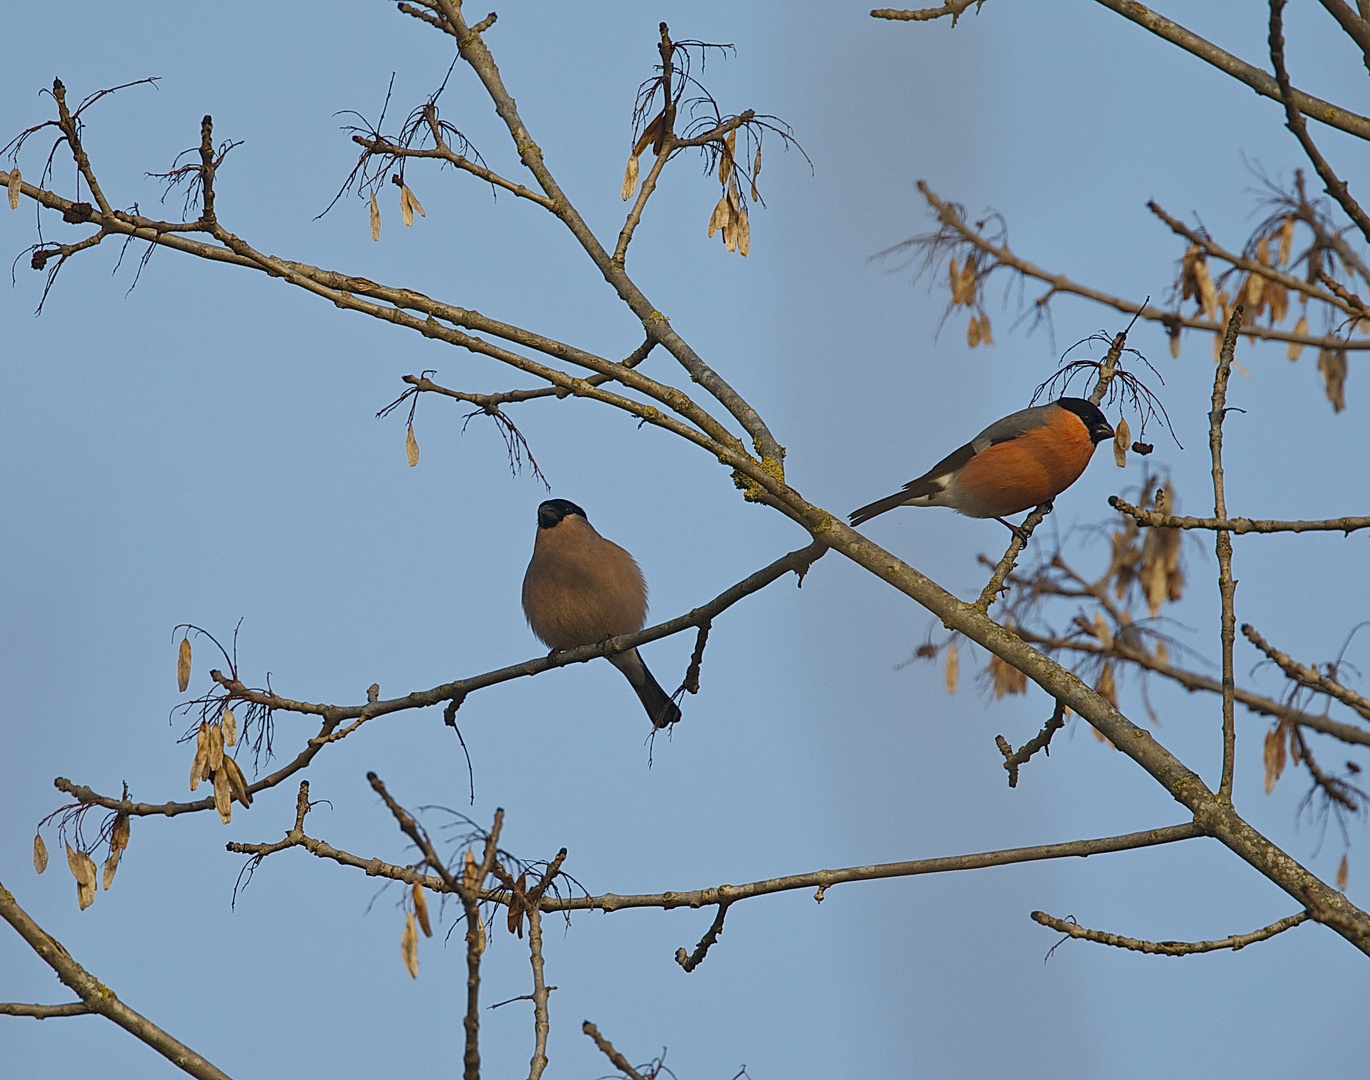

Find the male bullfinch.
xmin=849 ymin=397 xmax=1115 ymax=529
xmin=522 ymin=499 xmax=682 ymax=729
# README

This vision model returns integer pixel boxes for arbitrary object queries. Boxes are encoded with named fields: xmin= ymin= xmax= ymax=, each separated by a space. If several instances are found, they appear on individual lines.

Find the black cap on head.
xmin=1055 ymin=397 xmax=1116 ymax=444
xmin=537 ymin=499 xmax=588 ymax=529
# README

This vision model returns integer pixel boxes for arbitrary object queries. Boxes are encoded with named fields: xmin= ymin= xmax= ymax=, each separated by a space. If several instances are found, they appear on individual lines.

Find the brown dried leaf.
xmin=401 ymin=911 xmax=420 ymax=978
xmin=369 ymin=190 xmax=380 ymax=242
xmin=212 ymin=767 xmax=232 ymax=824
xmin=1278 ymin=216 xmax=1295 ymax=265
xmin=102 ymin=848 xmax=121 ymax=891
xmin=177 ymin=637 xmax=192 ymax=693
xmin=620 ymin=154 xmax=639 ymax=201
xmin=1318 ymin=347 xmax=1347 ymax=411
xmin=405 ymin=424 xmax=420 ymax=467
xmin=33 ymin=834 xmax=48 ymax=874
xmin=1338 ymin=854 xmax=1350 ymax=892
xmin=1288 ymin=314 xmax=1308 ymax=361
xmin=966 ymin=315 xmax=981 ymax=348
xmin=944 ymin=642 xmax=959 ymax=695
xmin=222 ymin=753 xmax=252 ymax=807
xmin=110 ymin=812 xmax=130 ymax=855
xmin=1263 ymin=726 xmax=1287 ymax=795
xmin=221 ymin=706 xmax=237 ymax=747
xmin=190 ymin=722 xmax=210 ymax=792
xmin=978 ymin=312 xmax=993 ymax=345
xmin=1096 ymin=661 xmax=1118 ymax=709
xmin=7 ymin=168 xmax=20 ymax=211
xmin=1113 ymin=416 xmax=1130 ymax=468
xmin=413 ymin=882 xmax=433 ymax=937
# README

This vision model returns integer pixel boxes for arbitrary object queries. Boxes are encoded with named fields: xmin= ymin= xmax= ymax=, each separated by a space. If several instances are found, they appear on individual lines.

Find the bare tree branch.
xmin=582 ymin=1021 xmax=647 ymax=1080
xmin=1033 ymin=908 xmax=1310 ymax=955
xmin=1244 ymin=624 xmax=1370 ymax=722
xmin=0 ymin=881 xmax=233 ymax=1080
xmin=1109 ymin=497 xmax=1370 ymax=535
xmin=1211 ymin=309 xmax=1242 ymax=798
xmin=0 ymin=1001 xmax=93 ymax=1018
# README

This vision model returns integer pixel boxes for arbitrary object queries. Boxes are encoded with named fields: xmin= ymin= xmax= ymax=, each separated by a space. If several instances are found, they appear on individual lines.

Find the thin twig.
xmin=675 ymin=901 xmax=731 ymax=972
xmin=1271 ymin=0 xmax=1370 ymax=247
xmin=1109 ymin=497 xmax=1370 ymax=536
xmin=1243 ymin=624 xmax=1370 ymax=722
xmin=1033 ymin=908 xmax=1310 ymax=955
xmin=526 ymin=908 xmax=550 ymax=1080
xmin=996 ymin=700 xmax=1067 ymax=788
xmin=1088 ymin=0 xmax=1370 ymax=141
xmin=0 ymin=1002 xmax=93 ymax=1018
xmin=582 ymin=1021 xmax=648 ymax=1080
xmin=1211 ymin=308 xmax=1242 ymax=799
xmin=464 ymin=809 xmax=504 ymax=1080
xmin=871 ymin=1 xmax=981 ymax=24
xmin=976 ymin=503 xmax=1051 ymax=612
xmin=914 ymin=181 xmax=1369 ymax=350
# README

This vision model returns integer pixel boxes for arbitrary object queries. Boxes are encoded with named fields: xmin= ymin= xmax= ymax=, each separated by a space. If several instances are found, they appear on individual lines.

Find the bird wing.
xmin=968 ymin=403 xmax=1055 ymax=453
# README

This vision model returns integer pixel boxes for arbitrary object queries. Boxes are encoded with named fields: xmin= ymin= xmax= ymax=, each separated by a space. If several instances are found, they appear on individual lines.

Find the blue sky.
xmin=4 ymin=3 xmax=1370 ymax=1078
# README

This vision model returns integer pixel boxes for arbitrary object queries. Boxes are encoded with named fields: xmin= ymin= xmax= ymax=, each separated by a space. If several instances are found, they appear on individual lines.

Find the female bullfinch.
xmin=849 ymin=397 xmax=1115 ymax=529
xmin=522 ymin=499 xmax=681 ymax=729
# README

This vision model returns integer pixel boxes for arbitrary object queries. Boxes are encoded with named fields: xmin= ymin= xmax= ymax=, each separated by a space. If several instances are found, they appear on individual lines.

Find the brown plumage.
xmin=522 ymin=499 xmax=681 ymax=729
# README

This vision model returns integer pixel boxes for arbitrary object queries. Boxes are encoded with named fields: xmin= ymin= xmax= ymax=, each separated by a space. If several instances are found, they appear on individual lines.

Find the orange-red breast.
xmin=849 ymin=398 xmax=1115 ymax=528
xmin=522 ymin=499 xmax=681 ymax=729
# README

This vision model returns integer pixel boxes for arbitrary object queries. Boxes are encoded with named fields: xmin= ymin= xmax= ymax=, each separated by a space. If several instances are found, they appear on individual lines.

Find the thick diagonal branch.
xmin=0 ymin=881 xmax=233 ymax=1080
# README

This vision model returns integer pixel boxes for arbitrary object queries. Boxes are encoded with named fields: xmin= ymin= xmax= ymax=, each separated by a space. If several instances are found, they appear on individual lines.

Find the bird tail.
xmin=609 ymin=648 xmax=682 ymax=729
xmin=849 ymin=489 xmax=914 ymax=526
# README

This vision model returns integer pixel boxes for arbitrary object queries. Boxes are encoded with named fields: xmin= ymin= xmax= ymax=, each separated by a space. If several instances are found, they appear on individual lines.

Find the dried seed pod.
xmin=401 ymin=911 xmax=420 ymax=978
xmin=1266 ymin=281 xmax=1288 ymax=325
xmin=958 ymin=261 xmax=976 ymax=306
xmin=190 ymin=722 xmax=210 ymax=792
xmin=102 ymin=847 xmax=121 ymax=891
xmin=1113 ymin=417 xmax=1130 ymax=468
xmin=1263 ymin=725 xmax=1287 ymax=794
xmin=33 ymin=833 xmax=48 ymax=874
xmin=7 ymin=168 xmax=20 ymax=211
xmin=977 ymin=312 xmax=993 ymax=345
xmin=1169 ymin=328 xmax=1181 ymax=358
xmin=405 ymin=425 xmax=420 ymax=467
xmin=1154 ymin=639 xmax=1169 ymax=665
xmin=948 ymin=258 xmax=961 ymax=302
xmin=1318 ymin=347 xmax=1348 ymax=412
xmin=707 ymin=195 xmax=730 ymax=239
xmin=1243 ymin=272 xmax=1265 ymax=313
xmin=221 ymin=706 xmax=237 ymax=747
xmin=462 ymin=849 xmax=480 ymax=892
xmin=944 ymin=642 xmax=959 ymax=695
xmin=1278 ymin=215 xmax=1295 ymax=265
xmin=1193 ymin=258 xmax=1218 ymax=319
xmin=413 ymin=882 xmax=433 ymax=938
xmin=401 ymin=184 xmax=425 ymax=225
xmin=212 ymin=767 xmax=232 ymax=824
xmin=177 ymin=637 xmax=192 ymax=693
xmin=110 ymin=812 xmax=130 ymax=855
xmin=735 ymin=206 xmax=750 ymax=258
xmin=1256 ymin=236 xmax=1271 ymax=266
xmin=1338 ymin=854 xmax=1350 ymax=892
xmin=718 ymin=130 xmax=734 ymax=187
xmin=987 ymin=654 xmax=1027 ymax=698
xmin=222 ymin=753 xmax=253 ymax=807
xmin=369 ymin=190 xmax=380 ymax=242
xmin=751 ymin=145 xmax=761 ymax=201
xmin=1093 ymin=613 xmax=1114 ymax=652
xmin=966 ymin=316 xmax=981 ymax=348
xmin=1288 ymin=315 xmax=1308 ymax=361
xmin=473 ymin=908 xmax=487 ymax=957
xmin=620 ymin=154 xmax=640 ymax=201
xmin=207 ymin=720 xmax=224 ymax=773
xmin=78 ymin=851 xmax=98 ymax=910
